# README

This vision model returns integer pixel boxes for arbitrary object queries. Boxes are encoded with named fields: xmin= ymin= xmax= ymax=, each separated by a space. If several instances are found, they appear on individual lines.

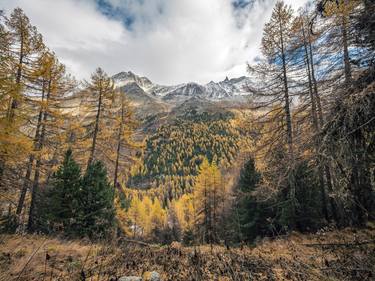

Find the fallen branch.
xmin=16 ymin=238 xmax=47 ymax=281
xmin=303 ymin=240 xmax=375 ymax=248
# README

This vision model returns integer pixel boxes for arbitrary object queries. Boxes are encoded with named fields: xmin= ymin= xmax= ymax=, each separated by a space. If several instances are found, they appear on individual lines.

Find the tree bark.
xmin=27 ymin=78 xmax=51 ymax=231
xmin=16 ymin=80 xmax=46 ymax=216
xmin=87 ymin=86 xmax=103 ymax=168
xmin=341 ymin=11 xmax=352 ymax=85
xmin=279 ymin=16 xmax=296 ymax=228
xmin=114 ymin=97 xmax=125 ymax=189
xmin=302 ymin=26 xmax=329 ymax=220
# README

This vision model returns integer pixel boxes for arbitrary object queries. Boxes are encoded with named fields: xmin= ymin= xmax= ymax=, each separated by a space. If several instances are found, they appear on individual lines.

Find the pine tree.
xmin=41 ymin=149 xmax=82 ymax=234
xmin=236 ymin=158 xmax=265 ymax=242
xmin=79 ymin=160 xmax=115 ymax=239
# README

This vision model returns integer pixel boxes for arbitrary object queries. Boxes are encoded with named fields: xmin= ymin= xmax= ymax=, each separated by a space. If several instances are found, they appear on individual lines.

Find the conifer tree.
xmin=193 ymin=158 xmax=224 ymax=244
xmin=236 ymin=158 xmax=274 ymax=242
xmin=127 ymin=196 xmax=146 ymax=238
xmin=248 ymin=1 xmax=297 ymax=229
xmin=150 ymin=197 xmax=166 ymax=235
xmin=5 ymin=8 xmax=44 ymax=120
xmin=0 ymin=8 xmax=43 ymax=183
xmin=85 ymin=68 xmax=114 ymax=168
xmin=111 ymin=93 xmax=138 ymax=189
xmin=25 ymin=52 xmax=75 ymax=230
xmin=79 ymin=160 xmax=115 ymax=239
xmin=41 ymin=149 xmax=81 ymax=234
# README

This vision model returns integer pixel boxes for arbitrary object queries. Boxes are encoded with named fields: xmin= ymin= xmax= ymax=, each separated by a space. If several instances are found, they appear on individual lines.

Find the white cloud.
xmin=1 ymin=0 xmax=309 ymax=85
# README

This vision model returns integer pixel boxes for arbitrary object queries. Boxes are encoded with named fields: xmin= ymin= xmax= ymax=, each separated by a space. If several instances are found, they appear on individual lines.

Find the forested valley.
xmin=0 ymin=0 xmax=374 ymax=280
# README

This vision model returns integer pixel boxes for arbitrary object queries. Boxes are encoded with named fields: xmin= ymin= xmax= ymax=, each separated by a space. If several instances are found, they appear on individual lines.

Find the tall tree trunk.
xmin=280 ymin=23 xmax=294 ymax=161
xmin=16 ymin=80 xmax=46 ymax=216
xmin=279 ymin=18 xmax=296 ymax=228
xmin=7 ymin=29 xmax=24 ymax=121
xmin=114 ymin=98 xmax=125 ymax=190
xmin=27 ymin=79 xmax=51 ymax=231
xmin=308 ymin=31 xmax=339 ymax=223
xmin=307 ymin=36 xmax=324 ymax=128
xmin=341 ymin=10 xmax=352 ymax=85
xmin=302 ymin=26 xmax=329 ymax=220
xmin=302 ymin=27 xmax=319 ymax=131
xmin=87 ymin=88 xmax=103 ymax=168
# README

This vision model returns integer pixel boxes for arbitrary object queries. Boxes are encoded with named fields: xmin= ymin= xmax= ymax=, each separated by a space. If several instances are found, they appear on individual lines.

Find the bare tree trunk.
xmin=341 ymin=12 xmax=352 ymax=85
xmin=279 ymin=18 xmax=296 ymax=227
xmin=308 ymin=31 xmax=339 ymax=223
xmin=7 ymin=29 xmax=24 ymax=121
xmin=87 ymin=88 xmax=103 ymax=168
xmin=28 ymin=79 xmax=51 ymax=231
xmin=114 ymin=97 xmax=125 ymax=189
xmin=16 ymin=81 xmax=46 ymax=216
xmin=307 ymin=36 xmax=324 ymax=128
xmin=302 ymin=26 xmax=329 ymax=220
xmin=280 ymin=23 xmax=294 ymax=161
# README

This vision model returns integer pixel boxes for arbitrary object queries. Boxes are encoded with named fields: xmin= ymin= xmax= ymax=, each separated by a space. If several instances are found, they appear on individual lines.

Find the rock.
xmin=143 ymin=271 xmax=161 ymax=281
xmin=118 ymin=276 xmax=142 ymax=281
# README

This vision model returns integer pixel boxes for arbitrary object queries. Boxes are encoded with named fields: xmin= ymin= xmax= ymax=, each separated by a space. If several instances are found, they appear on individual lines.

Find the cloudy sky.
xmin=1 ymin=0 xmax=309 ymax=85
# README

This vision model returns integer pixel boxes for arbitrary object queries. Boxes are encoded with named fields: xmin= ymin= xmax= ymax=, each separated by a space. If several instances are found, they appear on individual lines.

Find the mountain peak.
xmin=113 ymin=71 xmax=153 ymax=90
xmin=112 ymin=71 xmax=135 ymax=80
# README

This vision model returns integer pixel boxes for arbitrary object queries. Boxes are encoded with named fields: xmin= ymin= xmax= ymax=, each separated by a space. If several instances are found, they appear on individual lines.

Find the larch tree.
xmin=247 ymin=1 xmax=297 ymax=228
xmin=0 ymin=8 xmax=43 ymax=184
xmin=26 ymin=52 xmax=75 ymax=231
xmin=84 ymin=67 xmax=114 ymax=168
xmin=110 ymin=92 xmax=138 ymax=190
xmin=127 ymin=196 xmax=146 ymax=238
xmin=193 ymin=158 xmax=224 ymax=244
xmin=290 ymin=12 xmax=331 ymax=221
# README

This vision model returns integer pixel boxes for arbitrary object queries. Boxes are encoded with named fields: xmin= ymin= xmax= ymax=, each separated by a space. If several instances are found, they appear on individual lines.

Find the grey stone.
xmin=118 ymin=277 xmax=142 ymax=281
xmin=149 ymin=271 xmax=160 ymax=281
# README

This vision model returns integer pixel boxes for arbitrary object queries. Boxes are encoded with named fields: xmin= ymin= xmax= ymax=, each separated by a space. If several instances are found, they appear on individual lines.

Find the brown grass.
xmin=0 ymin=226 xmax=374 ymax=281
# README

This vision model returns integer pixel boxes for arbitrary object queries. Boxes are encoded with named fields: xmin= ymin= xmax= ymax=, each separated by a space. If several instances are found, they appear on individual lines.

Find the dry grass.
xmin=0 ymin=226 xmax=374 ymax=281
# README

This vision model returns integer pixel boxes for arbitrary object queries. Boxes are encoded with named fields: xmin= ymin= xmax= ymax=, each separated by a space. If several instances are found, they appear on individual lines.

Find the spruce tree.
xmin=41 ymin=149 xmax=81 ymax=234
xmin=237 ymin=158 xmax=264 ymax=242
xmin=79 ymin=160 xmax=115 ymax=239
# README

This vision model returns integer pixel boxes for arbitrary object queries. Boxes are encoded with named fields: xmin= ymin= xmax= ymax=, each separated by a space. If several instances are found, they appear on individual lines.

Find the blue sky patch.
xmin=232 ymin=0 xmax=253 ymax=9
xmin=95 ymin=0 xmax=135 ymax=29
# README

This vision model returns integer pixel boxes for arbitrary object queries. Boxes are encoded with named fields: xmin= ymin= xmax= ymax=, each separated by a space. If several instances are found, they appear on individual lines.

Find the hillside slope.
xmin=1 ymin=226 xmax=374 ymax=281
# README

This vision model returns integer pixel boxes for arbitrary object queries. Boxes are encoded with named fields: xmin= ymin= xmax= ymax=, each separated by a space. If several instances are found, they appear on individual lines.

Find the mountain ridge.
xmin=112 ymin=71 xmax=251 ymax=106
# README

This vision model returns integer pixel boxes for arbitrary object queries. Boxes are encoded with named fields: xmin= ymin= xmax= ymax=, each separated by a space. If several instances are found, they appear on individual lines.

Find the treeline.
xmin=0 ymin=8 xmax=137 ymax=237
xmin=235 ymin=0 xmax=374 ymax=242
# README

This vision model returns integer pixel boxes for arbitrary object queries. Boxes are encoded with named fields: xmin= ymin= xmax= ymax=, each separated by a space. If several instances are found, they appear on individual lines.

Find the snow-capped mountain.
xmin=112 ymin=71 xmax=251 ymax=104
